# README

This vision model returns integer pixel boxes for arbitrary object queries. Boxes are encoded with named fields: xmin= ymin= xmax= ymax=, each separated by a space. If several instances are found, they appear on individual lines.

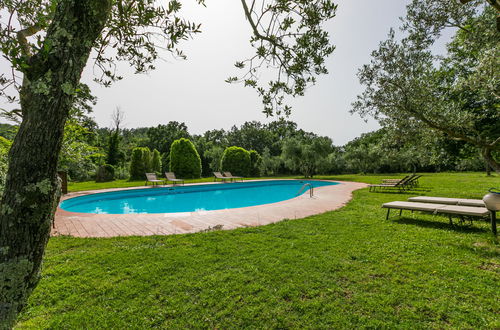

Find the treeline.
xmin=0 ymin=118 xmax=489 ymax=183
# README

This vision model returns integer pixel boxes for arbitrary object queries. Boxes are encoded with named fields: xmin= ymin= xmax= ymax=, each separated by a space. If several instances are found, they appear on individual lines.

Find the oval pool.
xmin=60 ymin=180 xmax=339 ymax=214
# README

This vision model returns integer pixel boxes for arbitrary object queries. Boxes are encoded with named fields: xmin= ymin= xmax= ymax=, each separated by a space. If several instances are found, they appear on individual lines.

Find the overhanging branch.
xmin=17 ymin=24 xmax=42 ymax=57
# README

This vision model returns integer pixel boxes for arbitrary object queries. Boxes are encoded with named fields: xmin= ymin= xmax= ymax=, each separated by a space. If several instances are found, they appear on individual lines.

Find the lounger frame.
xmin=382 ymin=201 xmax=497 ymax=235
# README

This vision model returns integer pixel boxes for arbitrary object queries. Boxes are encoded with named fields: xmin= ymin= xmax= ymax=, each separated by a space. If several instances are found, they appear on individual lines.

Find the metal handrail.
xmin=296 ymin=183 xmax=314 ymax=198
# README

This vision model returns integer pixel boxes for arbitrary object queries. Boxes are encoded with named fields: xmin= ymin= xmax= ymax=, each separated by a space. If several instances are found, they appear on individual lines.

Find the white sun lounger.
xmin=381 ymin=201 xmax=496 ymax=234
xmin=408 ymin=196 xmax=484 ymax=207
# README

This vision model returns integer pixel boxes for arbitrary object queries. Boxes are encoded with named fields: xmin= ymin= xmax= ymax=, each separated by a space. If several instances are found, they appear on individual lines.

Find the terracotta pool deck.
xmin=52 ymin=180 xmax=367 ymax=238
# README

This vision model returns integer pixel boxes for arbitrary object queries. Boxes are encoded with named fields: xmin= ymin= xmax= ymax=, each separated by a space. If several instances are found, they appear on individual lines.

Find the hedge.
xmin=169 ymin=138 xmax=201 ymax=179
xmin=129 ymin=147 xmax=151 ymax=180
xmin=220 ymin=146 xmax=251 ymax=177
xmin=151 ymin=149 xmax=162 ymax=173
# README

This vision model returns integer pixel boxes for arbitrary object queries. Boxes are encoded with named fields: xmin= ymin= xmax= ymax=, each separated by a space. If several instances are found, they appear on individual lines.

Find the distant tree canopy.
xmin=147 ymin=122 xmax=190 ymax=155
xmin=352 ymin=1 xmax=500 ymax=173
xmin=281 ymin=136 xmax=333 ymax=177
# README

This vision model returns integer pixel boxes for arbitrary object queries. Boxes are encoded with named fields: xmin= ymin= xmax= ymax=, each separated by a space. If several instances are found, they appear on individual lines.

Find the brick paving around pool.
xmin=52 ymin=180 xmax=368 ymax=238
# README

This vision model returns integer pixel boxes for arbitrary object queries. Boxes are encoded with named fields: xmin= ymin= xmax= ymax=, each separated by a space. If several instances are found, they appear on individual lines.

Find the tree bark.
xmin=0 ymin=1 xmax=111 ymax=328
xmin=481 ymin=147 xmax=500 ymax=175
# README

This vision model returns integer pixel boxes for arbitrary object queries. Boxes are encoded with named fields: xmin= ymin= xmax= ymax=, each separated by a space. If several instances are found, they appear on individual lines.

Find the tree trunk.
xmin=483 ymin=157 xmax=491 ymax=176
xmin=481 ymin=147 xmax=500 ymax=175
xmin=0 ymin=1 xmax=111 ymax=328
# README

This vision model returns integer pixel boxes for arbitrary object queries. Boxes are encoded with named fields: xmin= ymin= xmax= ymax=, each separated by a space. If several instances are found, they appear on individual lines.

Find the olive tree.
xmin=281 ymin=135 xmax=333 ymax=177
xmin=352 ymin=1 xmax=499 ymax=172
xmin=0 ymin=1 xmax=337 ymax=326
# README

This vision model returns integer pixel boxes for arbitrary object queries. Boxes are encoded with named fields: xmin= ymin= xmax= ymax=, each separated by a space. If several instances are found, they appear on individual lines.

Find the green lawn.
xmin=17 ymin=172 xmax=499 ymax=328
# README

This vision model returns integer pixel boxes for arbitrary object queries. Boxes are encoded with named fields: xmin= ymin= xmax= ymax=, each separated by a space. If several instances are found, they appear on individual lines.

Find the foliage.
xmin=106 ymin=130 xmax=123 ymax=166
xmin=169 ymin=138 xmax=202 ymax=179
xmin=151 ymin=149 xmax=162 ymax=173
xmin=17 ymin=173 xmax=500 ymax=328
xmin=230 ymin=1 xmax=337 ymax=115
xmin=281 ymin=136 xmax=333 ymax=177
xmin=0 ymin=136 xmax=12 ymax=192
xmin=221 ymin=146 xmax=251 ymax=177
xmin=142 ymin=148 xmax=152 ymax=173
xmin=352 ymin=2 xmax=500 ymax=172
xmin=0 ymin=0 xmax=338 ymax=325
xmin=0 ymin=123 xmax=18 ymax=140
xmin=147 ymin=122 xmax=190 ymax=155
xmin=95 ymin=164 xmax=115 ymax=182
xmin=129 ymin=147 xmax=151 ymax=180
xmin=203 ymin=145 xmax=225 ymax=174
xmin=227 ymin=121 xmax=274 ymax=154
xmin=59 ymin=120 xmax=103 ymax=182
xmin=146 ymin=122 xmax=190 ymax=172
xmin=260 ymin=147 xmax=283 ymax=176
xmin=249 ymin=150 xmax=262 ymax=176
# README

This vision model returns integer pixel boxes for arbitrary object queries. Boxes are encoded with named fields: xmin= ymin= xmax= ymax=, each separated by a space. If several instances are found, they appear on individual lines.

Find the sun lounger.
xmin=380 ymin=174 xmax=421 ymax=188
xmin=405 ymin=175 xmax=422 ymax=187
xmin=408 ymin=196 xmax=484 ymax=207
xmin=213 ymin=172 xmax=232 ymax=182
xmin=165 ymin=172 xmax=184 ymax=186
xmin=145 ymin=173 xmax=163 ymax=186
xmin=369 ymin=176 xmax=413 ymax=192
xmin=223 ymin=171 xmax=243 ymax=182
xmin=382 ymin=175 xmax=412 ymax=184
xmin=382 ymin=201 xmax=496 ymax=234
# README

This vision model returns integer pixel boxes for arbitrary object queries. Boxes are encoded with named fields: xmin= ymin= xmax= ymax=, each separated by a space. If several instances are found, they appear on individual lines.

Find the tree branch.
xmin=460 ymin=0 xmax=500 ymax=12
xmin=240 ymin=0 xmax=277 ymax=45
xmin=17 ymin=24 xmax=42 ymax=57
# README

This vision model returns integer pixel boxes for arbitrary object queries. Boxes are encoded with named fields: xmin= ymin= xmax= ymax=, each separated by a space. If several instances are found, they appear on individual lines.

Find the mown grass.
xmin=17 ymin=172 xmax=499 ymax=328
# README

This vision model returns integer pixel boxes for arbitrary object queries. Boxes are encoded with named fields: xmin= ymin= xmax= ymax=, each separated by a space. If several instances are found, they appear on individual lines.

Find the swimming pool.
xmin=60 ymin=180 xmax=339 ymax=214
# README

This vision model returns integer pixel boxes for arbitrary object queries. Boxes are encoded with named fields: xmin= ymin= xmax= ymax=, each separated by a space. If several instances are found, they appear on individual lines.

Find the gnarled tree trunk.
xmin=0 ymin=1 xmax=111 ymax=328
xmin=481 ymin=146 xmax=500 ymax=175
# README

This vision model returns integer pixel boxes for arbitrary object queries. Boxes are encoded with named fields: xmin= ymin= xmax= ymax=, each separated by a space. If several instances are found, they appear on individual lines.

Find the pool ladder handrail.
xmin=296 ymin=183 xmax=314 ymax=198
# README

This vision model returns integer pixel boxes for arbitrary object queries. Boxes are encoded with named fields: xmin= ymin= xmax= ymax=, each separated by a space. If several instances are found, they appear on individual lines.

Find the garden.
xmin=16 ymin=173 xmax=500 ymax=328
xmin=0 ymin=0 xmax=498 ymax=329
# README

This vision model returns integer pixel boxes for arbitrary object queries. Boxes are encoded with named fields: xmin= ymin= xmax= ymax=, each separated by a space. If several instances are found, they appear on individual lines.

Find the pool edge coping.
xmin=53 ymin=179 xmax=368 ymax=238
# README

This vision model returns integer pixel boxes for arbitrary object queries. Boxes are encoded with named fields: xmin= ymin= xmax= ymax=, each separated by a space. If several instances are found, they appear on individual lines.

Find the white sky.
xmin=2 ymin=0 xmax=414 ymax=145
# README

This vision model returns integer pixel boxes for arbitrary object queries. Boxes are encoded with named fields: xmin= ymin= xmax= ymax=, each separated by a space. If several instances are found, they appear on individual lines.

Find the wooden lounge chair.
xmin=165 ymin=172 xmax=184 ymax=186
xmin=213 ymin=172 xmax=231 ymax=182
xmin=382 ymin=175 xmax=412 ymax=184
xmin=405 ymin=175 xmax=422 ymax=187
xmin=408 ymin=196 xmax=484 ymax=207
xmin=369 ymin=175 xmax=413 ymax=192
xmin=382 ymin=201 xmax=496 ymax=234
xmin=145 ymin=173 xmax=163 ymax=186
xmin=223 ymin=171 xmax=243 ymax=182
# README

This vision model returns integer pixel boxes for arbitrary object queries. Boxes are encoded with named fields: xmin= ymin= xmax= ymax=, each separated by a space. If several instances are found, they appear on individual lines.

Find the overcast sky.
xmin=2 ymin=0 xmax=414 ymax=145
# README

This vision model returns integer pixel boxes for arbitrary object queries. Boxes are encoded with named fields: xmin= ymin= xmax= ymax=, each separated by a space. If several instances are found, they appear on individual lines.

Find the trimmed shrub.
xmin=142 ymin=147 xmax=152 ymax=172
xmin=151 ymin=149 xmax=162 ymax=173
xmin=169 ymin=138 xmax=202 ymax=179
xmin=129 ymin=147 xmax=151 ymax=180
xmin=221 ymin=146 xmax=251 ymax=177
xmin=249 ymin=150 xmax=262 ymax=177
xmin=95 ymin=164 xmax=115 ymax=182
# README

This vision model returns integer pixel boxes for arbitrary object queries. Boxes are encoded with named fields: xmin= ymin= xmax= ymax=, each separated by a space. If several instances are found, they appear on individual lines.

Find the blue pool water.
xmin=60 ymin=180 xmax=339 ymax=214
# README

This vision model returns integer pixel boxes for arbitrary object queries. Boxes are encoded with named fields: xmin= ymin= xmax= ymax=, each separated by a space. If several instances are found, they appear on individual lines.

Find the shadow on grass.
xmin=393 ymin=216 xmax=489 ymax=234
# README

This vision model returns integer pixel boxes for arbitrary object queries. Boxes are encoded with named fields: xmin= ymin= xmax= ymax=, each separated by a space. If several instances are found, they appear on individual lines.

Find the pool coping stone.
xmin=53 ymin=179 xmax=368 ymax=238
